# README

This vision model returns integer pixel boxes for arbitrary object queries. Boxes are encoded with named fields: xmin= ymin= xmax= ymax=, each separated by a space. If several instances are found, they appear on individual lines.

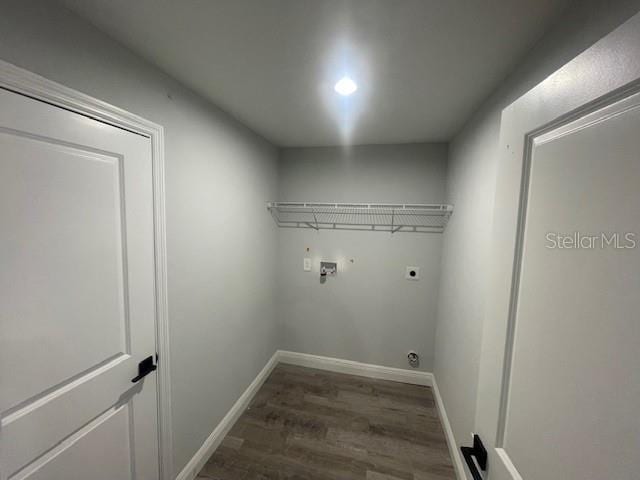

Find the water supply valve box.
xmin=320 ymin=261 xmax=337 ymax=277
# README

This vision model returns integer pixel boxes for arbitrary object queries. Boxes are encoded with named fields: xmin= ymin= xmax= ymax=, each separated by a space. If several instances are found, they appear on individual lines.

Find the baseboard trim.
xmin=276 ymin=350 xmax=433 ymax=386
xmin=175 ymin=351 xmax=279 ymax=480
xmin=431 ymin=375 xmax=467 ymax=480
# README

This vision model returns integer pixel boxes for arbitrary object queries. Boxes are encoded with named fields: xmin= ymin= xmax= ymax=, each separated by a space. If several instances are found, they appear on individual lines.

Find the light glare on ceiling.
xmin=334 ymin=76 xmax=358 ymax=96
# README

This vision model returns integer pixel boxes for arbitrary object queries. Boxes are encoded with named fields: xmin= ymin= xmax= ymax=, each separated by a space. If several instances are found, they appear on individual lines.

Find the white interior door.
xmin=0 ymin=87 xmax=159 ymax=480
xmin=474 ymin=12 xmax=640 ymax=480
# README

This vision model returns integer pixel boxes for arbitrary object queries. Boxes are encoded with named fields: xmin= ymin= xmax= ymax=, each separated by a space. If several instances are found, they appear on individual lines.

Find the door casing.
xmin=0 ymin=59 xmax=174 ymax=480
xmin=475 ymin=11 xmax=640 ymax=480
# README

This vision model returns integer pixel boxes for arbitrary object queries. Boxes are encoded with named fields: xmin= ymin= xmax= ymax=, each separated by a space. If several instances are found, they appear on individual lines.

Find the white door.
xmin=474 ymin=12 xmax=640 ymax=480
xmin=0 ymin=87 xmax=159 ymax=479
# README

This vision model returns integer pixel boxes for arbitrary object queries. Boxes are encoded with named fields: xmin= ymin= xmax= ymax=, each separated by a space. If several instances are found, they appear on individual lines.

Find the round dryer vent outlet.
xmin=407 ymin=351 xmax=420 ymax=368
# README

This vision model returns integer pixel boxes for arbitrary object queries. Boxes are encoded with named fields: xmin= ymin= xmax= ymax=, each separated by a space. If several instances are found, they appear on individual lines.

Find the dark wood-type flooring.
xmin=197 ymin=364 xmax=456 ymax=480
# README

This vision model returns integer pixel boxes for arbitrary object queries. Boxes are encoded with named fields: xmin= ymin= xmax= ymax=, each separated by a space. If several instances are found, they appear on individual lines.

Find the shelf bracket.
xmin=312 ymin=209 xmax=320 ymax=230
xmin=391 ymin=208 xmax=395 ymax=234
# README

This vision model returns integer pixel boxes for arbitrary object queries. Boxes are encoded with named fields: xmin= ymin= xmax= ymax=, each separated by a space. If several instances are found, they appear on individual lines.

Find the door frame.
xmin=0 ymin=59 xmax=174 ymax=480
xmin=475 ymin=12 xmax=640 ymax=480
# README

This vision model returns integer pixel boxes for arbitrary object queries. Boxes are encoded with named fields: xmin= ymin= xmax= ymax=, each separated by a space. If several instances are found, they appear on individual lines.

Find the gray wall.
xmin=433 ymin=0 xmax=640 ymax=465
xmin=0 ymin=1 xmax=279 ymax=476
xmin=277 ymin=144 xmax=447 ymax=371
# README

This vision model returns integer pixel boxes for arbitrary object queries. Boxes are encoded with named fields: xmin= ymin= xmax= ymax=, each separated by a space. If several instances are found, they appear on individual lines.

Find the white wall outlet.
xmin=405 ymin=266 xmax=420 ymax=280
xmin=303 ymin=258 xmax=312 ymax=272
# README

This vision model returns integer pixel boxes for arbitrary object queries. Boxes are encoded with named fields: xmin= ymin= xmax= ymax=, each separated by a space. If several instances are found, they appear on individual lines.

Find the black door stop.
xmin=460 ymin=434 xmax=487 ymax=480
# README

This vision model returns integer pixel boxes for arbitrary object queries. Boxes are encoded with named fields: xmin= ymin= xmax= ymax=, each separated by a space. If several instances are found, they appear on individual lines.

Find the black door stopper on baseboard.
xmin=460 ymin=434 xmax=487 ymax=480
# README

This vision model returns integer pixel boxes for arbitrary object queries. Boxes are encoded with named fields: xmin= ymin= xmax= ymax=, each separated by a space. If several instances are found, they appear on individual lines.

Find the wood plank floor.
xmin=197 ymin=364 xmax=456 ymax=480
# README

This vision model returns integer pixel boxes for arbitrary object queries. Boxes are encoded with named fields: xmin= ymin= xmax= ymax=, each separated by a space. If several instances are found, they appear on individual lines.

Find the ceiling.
xmin=60 ymin=0 xmax=569 ymax=147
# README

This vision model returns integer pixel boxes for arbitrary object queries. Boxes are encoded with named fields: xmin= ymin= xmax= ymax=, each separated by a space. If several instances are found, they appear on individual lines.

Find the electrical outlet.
xmin=303 ymin=258 xmax=312 ymax=271
xmin=405 ymin=266 xmax=420 ymax=280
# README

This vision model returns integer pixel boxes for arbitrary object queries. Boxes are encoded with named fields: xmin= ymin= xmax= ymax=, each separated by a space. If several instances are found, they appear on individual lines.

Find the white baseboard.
xmin=175 ymin=351 xmax=279 ymax=480
xmin=431 ymin=375 xmax=467 ymax=480
xmin=276 ymin=350 xmax=433 ymax=386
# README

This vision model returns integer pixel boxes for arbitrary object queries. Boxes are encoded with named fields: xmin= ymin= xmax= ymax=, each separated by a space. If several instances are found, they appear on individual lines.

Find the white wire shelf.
xmin=267 ymin=202 xmax=453 ymax=233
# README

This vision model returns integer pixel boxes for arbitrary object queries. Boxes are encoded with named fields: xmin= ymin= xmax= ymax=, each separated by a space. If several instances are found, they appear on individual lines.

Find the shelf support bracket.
xmin=312 ymin=209 xmax=319 ymax=230
xmin=391 ymin=208 xmax=395 ymax=234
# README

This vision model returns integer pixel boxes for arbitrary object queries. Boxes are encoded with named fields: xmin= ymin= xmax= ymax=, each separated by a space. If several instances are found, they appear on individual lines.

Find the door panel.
xmin=1 ymin=134 xmax=128 ymax=411
xmin=503 ymin=92 xmax=640 ymax=479
xmin=475 ymin=11 xmax=640 ymax=480
xmin=0 ymin=88 xmax=159 ymax=479
xmin=17 ymin=405 xmax=133 ymax=480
